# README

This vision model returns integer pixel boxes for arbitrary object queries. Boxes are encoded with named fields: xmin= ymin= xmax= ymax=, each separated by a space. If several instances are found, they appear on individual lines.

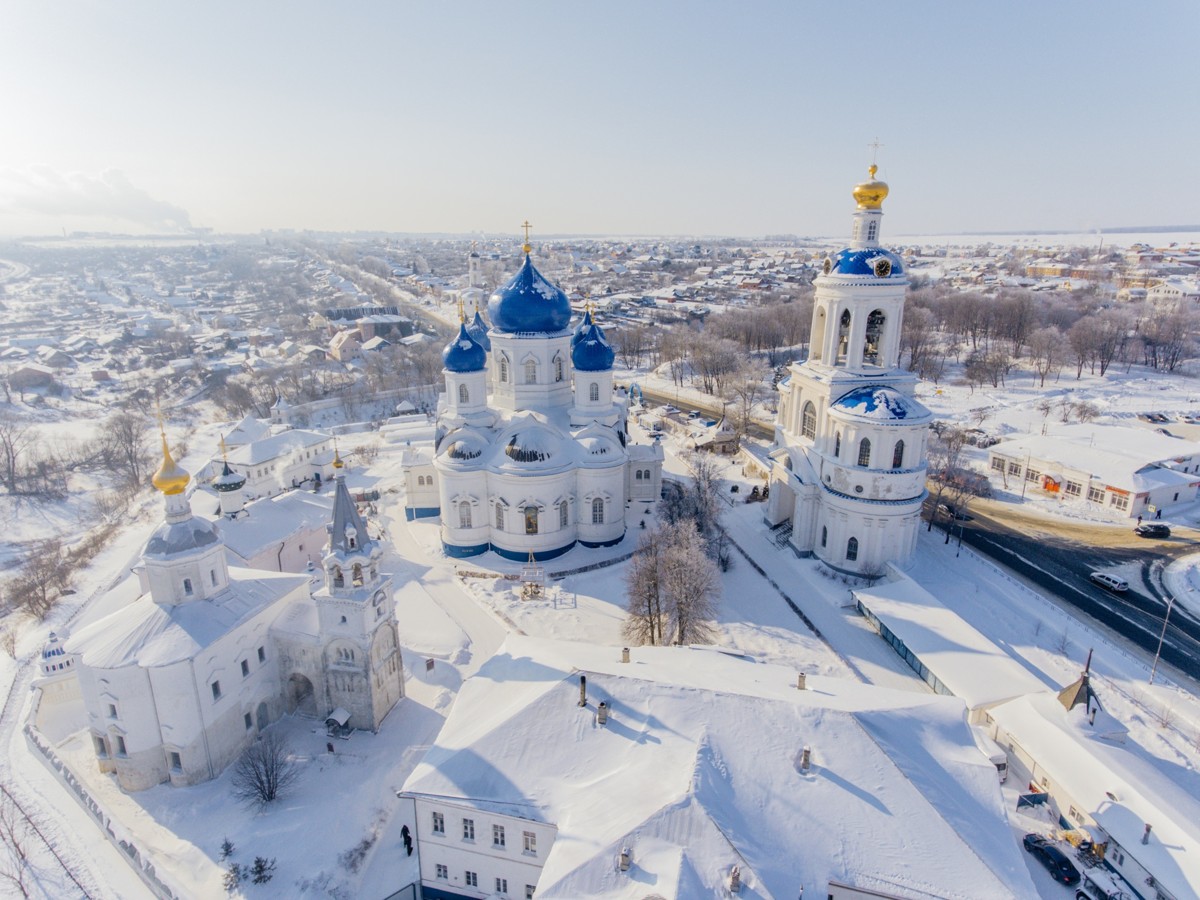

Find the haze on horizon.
xmin=0 ymin=1 xmax=1195 ymax=240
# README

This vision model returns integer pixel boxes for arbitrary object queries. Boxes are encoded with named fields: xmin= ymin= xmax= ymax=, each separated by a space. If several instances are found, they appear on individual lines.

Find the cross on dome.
xmin=521 ymin=220 xmax=533 ymax=255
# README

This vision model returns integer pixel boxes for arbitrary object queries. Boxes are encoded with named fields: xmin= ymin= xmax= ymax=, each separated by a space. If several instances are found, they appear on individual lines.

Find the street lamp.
xmin=1149 ymin=594 xmax=1176 ymax=686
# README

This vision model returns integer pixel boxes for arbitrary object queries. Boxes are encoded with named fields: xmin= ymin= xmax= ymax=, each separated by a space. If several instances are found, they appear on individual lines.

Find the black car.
xmin=1023 ymin=834 xmax=1081 ymax=886
xmin=1134 ymin=523 xmax=1171 ymax=539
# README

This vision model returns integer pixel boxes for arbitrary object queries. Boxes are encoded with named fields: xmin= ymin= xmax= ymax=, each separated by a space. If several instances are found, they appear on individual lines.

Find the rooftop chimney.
xmin=619 ymin=847 xmax=631 ymax=872
xmin=1143 ymin=823 xmax=1152 ymax=845
xmin=796 ymin=672 xmax=806 ymax=690
xmin=800 ymin=745 xmax=811 ymax=773
xmin=597 ymin=701 xmax=609 ymax=726
xmin=622 ymin=647 xmax=630 ymax=663
xmin=730 ymin=865 xmax=741 ymax=894
xmin=579 ymin=675 xmax=587 ymax=707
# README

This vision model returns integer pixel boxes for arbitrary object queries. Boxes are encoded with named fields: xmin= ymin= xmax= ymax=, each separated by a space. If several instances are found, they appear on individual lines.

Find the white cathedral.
xmin=765 ymin=166 xmax=932 ymax=574
xmin=64 ymin=436 xmax=404 ymax=791
xmin=403 ymin=238 xmax=663 ymax=561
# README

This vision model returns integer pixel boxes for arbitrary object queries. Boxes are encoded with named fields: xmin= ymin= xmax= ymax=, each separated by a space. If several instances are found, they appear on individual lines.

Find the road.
xmin=620 ymin=382 xmax=777 ymax=441
xmin=931 ymin=496 xmax=1200 ymax=682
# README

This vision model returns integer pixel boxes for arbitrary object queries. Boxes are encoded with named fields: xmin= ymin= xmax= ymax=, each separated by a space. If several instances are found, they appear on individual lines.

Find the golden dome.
xmin=852 ymin=164 xmax=889 ymax=210
xmin=332 ymin=444 xmax=344 ymax=469
xmin=152 ymin=432 xmax=190 ymax=495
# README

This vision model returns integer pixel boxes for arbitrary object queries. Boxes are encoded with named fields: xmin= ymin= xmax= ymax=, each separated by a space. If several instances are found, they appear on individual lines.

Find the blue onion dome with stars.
xmin=467 ymin=310 xmax=492 ymax=351
xmin=571 ymin=307 xmax=594 ymax=347
xmin=442 ymin=322 xmax=487 ymax=373
xmin=824 ymin=247 xmax=905 ymax=278
xmin=487 ymin=248 xmax=572 ymax=334
xmin=572 ymin=321 xmax=615 ymax=372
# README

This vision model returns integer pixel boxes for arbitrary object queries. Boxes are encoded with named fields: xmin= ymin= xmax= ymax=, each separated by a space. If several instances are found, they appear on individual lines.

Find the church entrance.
xmin=286 ymin=673 xmax=317 ymax=717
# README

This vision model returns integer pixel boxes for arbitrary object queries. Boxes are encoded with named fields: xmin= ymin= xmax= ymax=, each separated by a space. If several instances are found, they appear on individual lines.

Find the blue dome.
xmin=487 ymin=255 xmax=572 ymax=334
xmin=830 ymin=386 xmax=926 ymax=422
xmin=468 ymin=310 xmax=492 ymax=351
xmin=572 ymin=322 xmax=615 ymax=372
xmin=826 ymin=248 xmax=905 ymax=278
xmin=571 ymin=308 xmax=594 ymax=347
xmin=442 ymin=323 xmax=487 ymax=373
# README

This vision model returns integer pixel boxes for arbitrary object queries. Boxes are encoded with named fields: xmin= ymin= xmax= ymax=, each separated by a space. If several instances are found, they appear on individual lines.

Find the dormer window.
xmin=345 ymin=525 xmax=357 ymax=550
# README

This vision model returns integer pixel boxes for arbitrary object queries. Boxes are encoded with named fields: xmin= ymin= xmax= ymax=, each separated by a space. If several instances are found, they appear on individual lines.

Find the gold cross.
xmin=521 ymin=220 xmax=533 ymax=254
xmin=868 ymin=138 xmax=884 ymax=165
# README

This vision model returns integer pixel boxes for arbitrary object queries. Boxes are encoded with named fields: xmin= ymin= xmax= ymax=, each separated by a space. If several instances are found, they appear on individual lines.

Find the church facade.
xmin=765 ymin=167 xmax=932 ymax=574
xmin=64 ymin=437 xmax=404 ymax=791
xmin=405 ymin=242 xmax=663 ymax=561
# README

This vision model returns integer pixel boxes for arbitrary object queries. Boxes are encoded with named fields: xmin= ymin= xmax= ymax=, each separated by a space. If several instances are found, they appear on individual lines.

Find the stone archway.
xmin=286 ymin=673 xmax=317 ymax=717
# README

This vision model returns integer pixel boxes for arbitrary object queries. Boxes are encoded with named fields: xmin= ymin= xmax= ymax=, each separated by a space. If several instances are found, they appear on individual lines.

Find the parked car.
xmin=1088 ymin=572 xmax=1129 ymax=593
xmin=1134 ymin=523 xmax=1171 ymax=539
xmin=1023 ymin=834 xmax=1081 ymax=886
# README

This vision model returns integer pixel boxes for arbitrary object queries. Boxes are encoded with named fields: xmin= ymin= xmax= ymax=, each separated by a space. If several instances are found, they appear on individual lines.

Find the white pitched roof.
xmin=402 ymin=635 xmax=1036 ymax=899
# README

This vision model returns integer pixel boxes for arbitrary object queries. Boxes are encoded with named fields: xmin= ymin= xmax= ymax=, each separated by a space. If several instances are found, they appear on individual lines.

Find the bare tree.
xmin=622 ymin=521 xmax=719 ymax=646
xmin=926 ymin=426 xmax=967 ymax=532
xmin=0 ymin=415 xmax=37 ymax=494
xmin=0 ymin=789 xmax=34 ymax=897
xmin=101 ymin=411 xmax=153 ymax=487
xmin=231 ymin=732 xmax=299 ymax=806
xmin=13 ymin=540 xmax=69 ymax=620
xmin=1027 ymin=326 xmax=1064 ymax=387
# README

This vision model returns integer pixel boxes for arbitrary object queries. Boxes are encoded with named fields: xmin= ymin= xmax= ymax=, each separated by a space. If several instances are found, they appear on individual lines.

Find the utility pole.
xmin=1149 ymin=594 xmax=1176 ymax=685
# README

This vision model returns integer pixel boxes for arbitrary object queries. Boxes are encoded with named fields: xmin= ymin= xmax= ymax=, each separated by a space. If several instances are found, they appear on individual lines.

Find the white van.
xmin=1088 ymin=572 xmax=1128 ymax=593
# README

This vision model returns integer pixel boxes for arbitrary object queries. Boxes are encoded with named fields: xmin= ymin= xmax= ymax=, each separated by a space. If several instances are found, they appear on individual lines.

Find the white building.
xmin=63 ymin=435 xmax=404 ymax=792
xmin=399 ymin=635 xmax=1037 ymax=900
xmin=766 ymin=166 xmax=931 ymax=573
xmin=405 ymin=245 xmax=662 ymax=561
xmin=221 ymin=427 xmax=338 ymax=500
xmin=986 ymin=425 xmax=1200 ymax=519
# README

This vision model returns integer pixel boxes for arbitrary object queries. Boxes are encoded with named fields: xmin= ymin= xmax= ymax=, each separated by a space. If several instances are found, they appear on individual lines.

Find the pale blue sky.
xmin=0 ymin=1 xmax=1194 ymax=238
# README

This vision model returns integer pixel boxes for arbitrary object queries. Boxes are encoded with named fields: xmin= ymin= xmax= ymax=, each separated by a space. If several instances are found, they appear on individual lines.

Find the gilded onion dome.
xmin=151 ymin=431 xmax=190 ymax=495
xmin=852 ymin=164 xmax=889 ymax=210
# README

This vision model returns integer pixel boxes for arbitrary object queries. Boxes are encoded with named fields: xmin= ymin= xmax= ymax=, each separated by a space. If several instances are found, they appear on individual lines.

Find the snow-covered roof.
xmin=853 ymin=576 xmax=1052 ymax=711
xmin=402 ymin=635 xmax=1036 ymax=899
xmin=988 ymin=692 xmax=1200 ymax=899
xmin=222 ymin=414 xmax=270 ymax=448
xmin=990 ymin=425 xmax=1200 ymax=490
xmin=829 ymin=385 xmax=932 ymax=425
xmin=65 ymin=568 xmax=308 ymax=669
xmin=226 ymin=429 xmax=331 ymax=467
xmin=212 ymin=491 xmax=332 ymax=561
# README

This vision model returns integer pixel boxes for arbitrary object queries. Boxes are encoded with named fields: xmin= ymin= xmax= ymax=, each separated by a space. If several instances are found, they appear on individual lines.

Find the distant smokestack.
xmin=597 ymin=701 xmax=609 ymax=726
xmin=796 ymin=672 xmax=806 ymax=690
xmin=730 ymin=865 xmax=741 ymax=894
xmin=1143 ymin=823 xmax=1152 ymax=845
xmin=622 ymin=647 xmax=630 ymax=663
xmin=619 ymin=847 xmax=631 ymax=871
xmin=579 ymin=675 xmax=587 ymax=707
xmin=801 ymin=745 xmax=811 ymax=772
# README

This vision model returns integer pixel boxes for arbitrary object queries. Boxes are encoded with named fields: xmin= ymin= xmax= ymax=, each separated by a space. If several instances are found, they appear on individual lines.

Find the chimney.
xmin=1143 ymin=823 xmax=1152 ymax=845
xmin=800 ymin=745 xmax=811 ymax=772
xmin=1089 ymin=705 xmax=1097 ymax=726
xmin=796 ymin=672 xmax=806 ymax=690
xmin=729 ymin=865 xmax=741 ymax=894
xmin=621 ymin=647 xmax=631 ymax=663
xmin=619 ymin=847 xmax=631 ymax=871
xmin=597 ymin=701 xmax=609 ymax=726
xmin=579 ymin=675 xmax=587 ymax=707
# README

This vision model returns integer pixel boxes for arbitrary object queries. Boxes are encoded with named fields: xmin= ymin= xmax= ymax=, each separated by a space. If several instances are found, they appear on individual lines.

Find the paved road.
xmin=930 ymin=497 xmax=1200 ymax=681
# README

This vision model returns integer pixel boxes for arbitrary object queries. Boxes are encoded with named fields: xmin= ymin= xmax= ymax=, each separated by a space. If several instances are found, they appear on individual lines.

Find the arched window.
xmin=499 ymin=356 xmax=509 ymax=383
xmin=458 ymin=500 xmax=472 ymax=529
xmin=524 ymin=506 xmax=539 ymax=535
xmin=635 ymin=469 xmax=643 ymax=481
xmin=495 ymin=504 xmax=505 ymax=530
xmin=833 ymin=431 xmax=841 ymax=457
xmin=458 ymin=383 xmax=469 ymax=404
xmin=837 ymin=309 xmax=852 ymax=363
xmin=821 ymin=525 xmax=827 ymax=548
xmin=183 ymin=578 xmax=193 ymax=596
xmin=643 ymin=469 xmax=650 ymax=480
xmin=801 ymin=402 xmax=816 ymax=440
xmin=857 ymin=438 xmax=871 ymax=467
xmin=524 ymin=359 xmax=537 ymax=384
xmin=333 ymin=566 xmax=344 ymax=588
xmin=892 ymin=439 xmax=905 ymax=469
xmin=864 ymin=309 xmax=885 ymax=364
xmin=555 ymin=356 xmax=564 ymax=382
xmin=352 ymin=563 xmax=363 ymax=587
xmin=559 ymin=501 xmax=569 ymax=528
xmin=846 ymin=537 xmax=859 ymax=561
xmin=589 ymin=382 xmax=600 ymax=402
xmin=591 ymin=497 xmax=604 ymax=524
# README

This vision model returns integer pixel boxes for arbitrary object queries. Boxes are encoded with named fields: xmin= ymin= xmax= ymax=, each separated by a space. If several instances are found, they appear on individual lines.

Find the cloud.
xmin=0 ymin=167 xmax=192 ymax=230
